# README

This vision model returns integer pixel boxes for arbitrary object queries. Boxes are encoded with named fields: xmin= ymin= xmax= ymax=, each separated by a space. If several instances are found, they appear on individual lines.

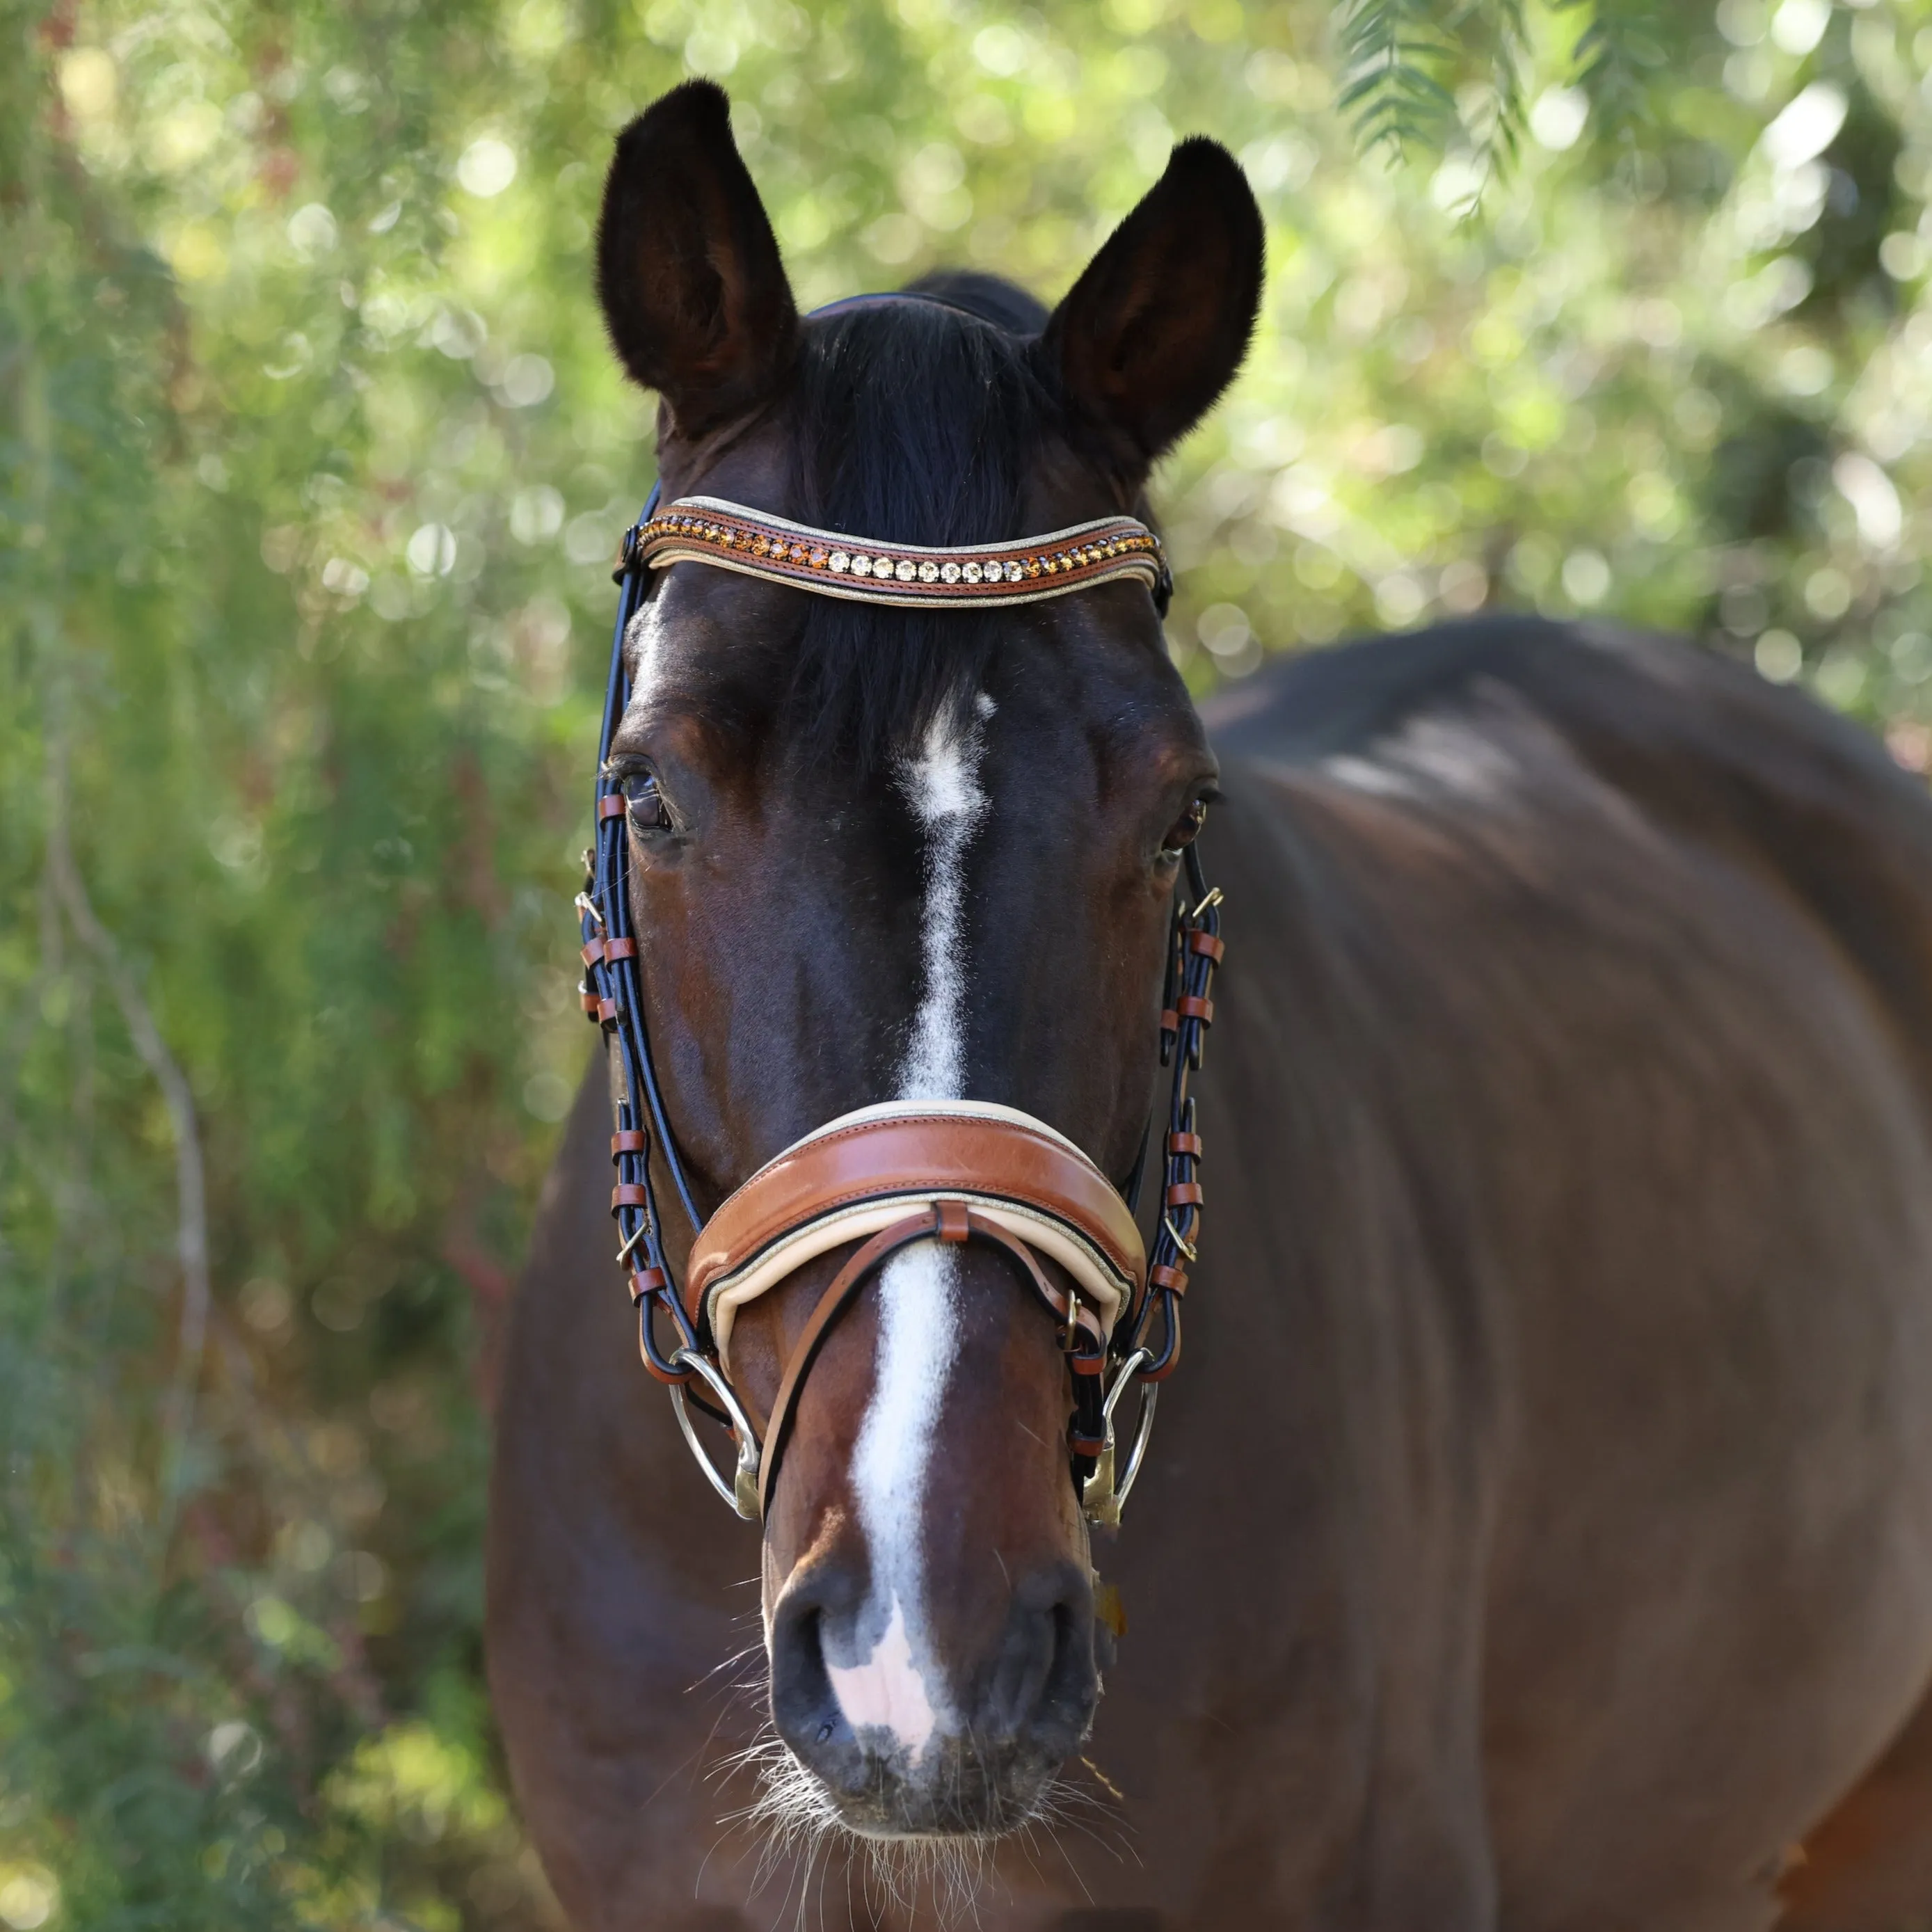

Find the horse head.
xmin=589 ymin=79 xmax=1261 ymax=1841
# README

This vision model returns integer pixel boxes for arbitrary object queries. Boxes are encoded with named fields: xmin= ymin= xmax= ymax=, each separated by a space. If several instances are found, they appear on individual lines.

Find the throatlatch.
xmin=577 ymin=480 xmax=1224 ymax=1527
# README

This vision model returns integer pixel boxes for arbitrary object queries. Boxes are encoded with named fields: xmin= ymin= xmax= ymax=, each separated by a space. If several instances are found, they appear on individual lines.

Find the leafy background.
xmin=7 ymin=0 xmax=1932 ymax=1923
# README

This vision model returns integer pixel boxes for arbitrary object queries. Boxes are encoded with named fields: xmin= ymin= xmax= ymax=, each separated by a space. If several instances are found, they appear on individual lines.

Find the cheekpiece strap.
xmin=622 ymin=494 xmax=1169 ymax=609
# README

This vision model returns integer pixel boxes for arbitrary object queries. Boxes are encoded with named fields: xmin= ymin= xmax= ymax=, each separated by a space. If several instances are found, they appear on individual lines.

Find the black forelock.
xmin=783 ymin=275 xmax=1053 ymax=767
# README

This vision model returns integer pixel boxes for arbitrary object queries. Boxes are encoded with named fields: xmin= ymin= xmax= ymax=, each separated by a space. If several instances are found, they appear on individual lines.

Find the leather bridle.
xmin=575 ymin=385 xmax=1224 ymax=1529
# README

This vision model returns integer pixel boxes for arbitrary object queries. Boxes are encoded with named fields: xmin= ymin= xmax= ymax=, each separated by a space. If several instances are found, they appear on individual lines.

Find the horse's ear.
xmin=1040 ymin=138 xmax=1263 ymax=479
xmin=596 ymin=81 xmax=797 ymax=439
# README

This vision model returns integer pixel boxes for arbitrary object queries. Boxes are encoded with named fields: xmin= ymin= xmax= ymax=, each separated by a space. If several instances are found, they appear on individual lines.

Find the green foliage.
xmin=1338 ymin=0 xmax=1684 ymax=171
xmin=6 ymin=0 xmax=1932 ymax=1923
xmin=1339 ymin=0 xmax=1530 ymax=173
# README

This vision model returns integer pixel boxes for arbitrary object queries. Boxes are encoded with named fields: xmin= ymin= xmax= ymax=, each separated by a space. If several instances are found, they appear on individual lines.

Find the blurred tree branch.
xmin=45 ymin=731 xmax=211 ymax=1512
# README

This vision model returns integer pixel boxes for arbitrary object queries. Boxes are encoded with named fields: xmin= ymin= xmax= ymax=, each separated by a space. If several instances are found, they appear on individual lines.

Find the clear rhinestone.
xmin=894 ymin=558 xmax=916 ymax=582
xmin=984 ymin=560 xmax=1003 ymax=580
xmin=962 ymin=561 xmax=983 ymax=584
xmin=849 ymin=554 xmax=870 ymax=575
xmin=918 ymin=560 xmax=940 ymax=583
xmin=941 ymin=561 xmax=961 ymax=583
xmin=1004 ymin=560 xmax=1024 ymax=582
xmin=868 ymin=556 xmax=889 ymax=579
xmin=829 ymin=551 xmax=851 ymax=573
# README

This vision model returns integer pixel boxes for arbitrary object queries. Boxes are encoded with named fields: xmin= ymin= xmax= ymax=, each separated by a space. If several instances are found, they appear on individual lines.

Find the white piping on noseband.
xmin=703 ymin=1099 xmax=1132 ymax=1373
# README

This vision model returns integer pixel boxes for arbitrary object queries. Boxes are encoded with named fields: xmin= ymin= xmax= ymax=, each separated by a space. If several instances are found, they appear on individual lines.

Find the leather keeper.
xmin=596 ymin=997 xmax=619 ymax=1026
xmin=628 ymin=1266 xmax=668 ymax=1302
xmin=1068 ymin=1350 xmax=1105 ymax=1377
xmin=1165 ymin=1181 xmax=1204 ymax=1208
xmin=1150 ymin=1262 xmax=1189 ymax=1295
xmin=579 ymin=987 xmax=599 ymax=1014
xmin=1187 ymin=930 xmax=1225 ymax=961
xmin=610 ymin=1130 xmax=649 ymax=1158
xmin=582 ymin=938 xmax=605 ymax=966
xmin=597 ymin=793 xmax=628 ymax=820
xmin=603 ymin=935 xmax=638 ymax=960
xmin=1159 ymin=1008 xmax=1179 ymax=1034
xmin=1176 ymin=995 xmax=1215 ymax=1024
xmin=1069 ymin=1430 xmax=1106 ymax=1458
xmin=639 ymin=1346 xmax=692 ymax=1386
xmin=1166 ymin=1131 xmax=1202 ymax=1157
xmin=1140 ymin=1324 xmax=1184 ymax=1381
xmin=610 ymin=1183 xmax=652 ymax=1215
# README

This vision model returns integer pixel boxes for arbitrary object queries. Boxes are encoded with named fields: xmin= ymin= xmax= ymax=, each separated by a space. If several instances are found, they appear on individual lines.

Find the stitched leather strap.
xmin=625 ymin=496 xmax=1168 ymax=609
xmin=685 ymin=1100 xmax=1146 ymax=1367
xmin=755 ymin=1201 xmax=1104 ymax=1516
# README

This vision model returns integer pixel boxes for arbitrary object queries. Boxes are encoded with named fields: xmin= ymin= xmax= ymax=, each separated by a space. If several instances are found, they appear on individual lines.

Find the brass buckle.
xmin=1082 ymin=1348 xmax=1158 ymax=1528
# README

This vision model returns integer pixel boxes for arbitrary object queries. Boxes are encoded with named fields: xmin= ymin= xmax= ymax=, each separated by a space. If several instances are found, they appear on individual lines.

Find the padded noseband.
xmin=685 ymin=1100 xmax=1147 ymax=1512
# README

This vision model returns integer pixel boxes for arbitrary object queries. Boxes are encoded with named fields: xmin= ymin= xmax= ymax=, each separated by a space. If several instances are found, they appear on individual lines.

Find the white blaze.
xmin=833 ymin=698 xmax=988 ymax=1757
xmin=896 ymin=700 xmax=987 ymax=1100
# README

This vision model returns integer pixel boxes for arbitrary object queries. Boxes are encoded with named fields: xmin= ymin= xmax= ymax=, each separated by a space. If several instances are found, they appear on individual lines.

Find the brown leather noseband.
xmin=577 ymin=440 xmax=1224 ymax=1526
xmin=685 ymin=1101 xmax=1147 ymax=1513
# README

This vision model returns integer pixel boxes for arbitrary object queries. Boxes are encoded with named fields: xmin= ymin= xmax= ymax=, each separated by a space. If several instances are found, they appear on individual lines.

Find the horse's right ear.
xmin=1040 ymin=138 xmax=1263 ymax=481
xmin=596 ymin=81 xmax=797 ymax=440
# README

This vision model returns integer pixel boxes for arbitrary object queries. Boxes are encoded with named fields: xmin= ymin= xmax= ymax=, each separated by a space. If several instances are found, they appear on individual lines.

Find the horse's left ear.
xmin=1039 ymin=138 xmax=1264 ymax=479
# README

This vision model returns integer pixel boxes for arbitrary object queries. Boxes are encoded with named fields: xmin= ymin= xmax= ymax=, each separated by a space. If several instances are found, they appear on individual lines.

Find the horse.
xmin=486 ymin=79 xmax=1932 ymax=1931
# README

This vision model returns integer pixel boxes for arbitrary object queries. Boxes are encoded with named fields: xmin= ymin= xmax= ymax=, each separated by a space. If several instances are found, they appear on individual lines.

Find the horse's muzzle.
xmin=767 ymin=1554 xmax=1101 ymax=1835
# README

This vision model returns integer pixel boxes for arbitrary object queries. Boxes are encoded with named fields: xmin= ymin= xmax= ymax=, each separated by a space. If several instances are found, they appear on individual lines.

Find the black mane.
xmin=784 ymin=272 xmax=1054 ymax=765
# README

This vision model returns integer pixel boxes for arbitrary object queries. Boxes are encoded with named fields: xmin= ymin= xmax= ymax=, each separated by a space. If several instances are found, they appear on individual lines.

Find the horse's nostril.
xmin=769 ymin=1587 xmax=868 ymax=1790
xmin=1038 ymin=1597 xmax=1101 ymax=1745
xmin=981 ymin=1566 xmax=1100 ymax=1759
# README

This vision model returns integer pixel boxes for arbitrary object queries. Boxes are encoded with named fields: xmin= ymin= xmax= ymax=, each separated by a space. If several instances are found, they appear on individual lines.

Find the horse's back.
xmin=1197 ymin=618 xmax=1932 ymax=1929
xmin=1205 ymin=615 xmax=1932 ymax=1080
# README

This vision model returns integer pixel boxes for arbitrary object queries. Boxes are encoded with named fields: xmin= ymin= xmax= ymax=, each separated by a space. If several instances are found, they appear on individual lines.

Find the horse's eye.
xmin=618 ymin=767 xmax=673 ymax=832
xmin=1160 ymin=797 xmax=1208 ymax=857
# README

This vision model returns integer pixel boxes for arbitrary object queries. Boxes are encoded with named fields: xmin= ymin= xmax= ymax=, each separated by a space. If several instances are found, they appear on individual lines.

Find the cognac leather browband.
xmin=578 ymin=312 xmax=1222 ymax=1525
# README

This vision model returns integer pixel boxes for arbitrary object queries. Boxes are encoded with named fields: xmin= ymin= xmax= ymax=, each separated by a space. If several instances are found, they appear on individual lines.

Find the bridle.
xmin=574 ymin=357 xmax=1224 ymax=1530
xmin=578 ymin=494 xmax=1224 ymax=1526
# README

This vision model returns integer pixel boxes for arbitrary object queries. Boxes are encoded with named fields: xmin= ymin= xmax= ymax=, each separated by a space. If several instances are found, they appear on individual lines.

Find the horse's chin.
xmin=784 ymin=1732 xmax=1068 ymax=1841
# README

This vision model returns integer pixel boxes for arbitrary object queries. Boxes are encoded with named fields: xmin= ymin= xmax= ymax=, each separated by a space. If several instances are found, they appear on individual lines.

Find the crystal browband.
xmin=616 ymin=494 xmax=1170 ymax=609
